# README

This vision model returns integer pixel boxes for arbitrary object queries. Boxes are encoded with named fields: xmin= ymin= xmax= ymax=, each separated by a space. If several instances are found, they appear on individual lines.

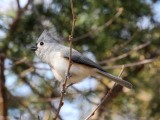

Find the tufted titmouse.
xmin=31 ymin=30 xmax=132 ymax=89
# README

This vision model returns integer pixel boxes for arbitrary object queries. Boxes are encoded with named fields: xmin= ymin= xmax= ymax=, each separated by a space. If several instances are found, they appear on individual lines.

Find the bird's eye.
xmin=40 ymin=42 xmax=44 ymax=46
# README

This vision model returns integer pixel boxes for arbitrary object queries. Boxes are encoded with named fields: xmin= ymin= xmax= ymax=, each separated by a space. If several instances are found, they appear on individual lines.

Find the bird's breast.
xmin=49 ymin=52 xmax=92 ymax=83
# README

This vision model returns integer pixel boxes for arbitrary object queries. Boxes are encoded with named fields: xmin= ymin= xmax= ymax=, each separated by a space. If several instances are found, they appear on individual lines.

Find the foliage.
xmin=0 ymin=0 xmax=160 ymax=119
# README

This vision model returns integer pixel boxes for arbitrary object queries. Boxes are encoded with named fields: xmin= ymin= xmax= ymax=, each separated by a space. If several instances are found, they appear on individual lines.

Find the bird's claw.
xmin=65 ymin=72 xmax=72 ymax=79
xmin=60 ymin=89 xmax=66 ymax=94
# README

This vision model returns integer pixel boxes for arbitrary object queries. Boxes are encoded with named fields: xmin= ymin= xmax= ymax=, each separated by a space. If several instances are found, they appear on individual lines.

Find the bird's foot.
xmin=60 ymin=83 xmax=67 ymax=95
xmin=60 ymin=89 xmax=66 ymax=95
xmin=65 ymin=72 xmax=72 ymax=79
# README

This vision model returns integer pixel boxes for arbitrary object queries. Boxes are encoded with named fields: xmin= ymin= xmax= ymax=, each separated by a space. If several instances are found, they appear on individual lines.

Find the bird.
xmin=31 ymin=30 xmax=132 ymax=89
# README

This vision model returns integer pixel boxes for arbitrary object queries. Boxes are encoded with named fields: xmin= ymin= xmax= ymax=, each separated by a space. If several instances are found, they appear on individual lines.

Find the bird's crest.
xmin=37 ymin=28 xmax=61 ymax=43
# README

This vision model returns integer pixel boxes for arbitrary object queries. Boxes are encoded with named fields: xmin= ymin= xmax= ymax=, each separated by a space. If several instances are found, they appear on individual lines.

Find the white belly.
xmin=49 ymin=52 xmax=92 ymax=84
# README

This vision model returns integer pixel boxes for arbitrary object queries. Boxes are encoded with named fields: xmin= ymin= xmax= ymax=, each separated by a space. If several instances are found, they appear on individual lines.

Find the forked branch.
xmin=53 ymin=0 xmax=76 ymax=119
xmin=85 ymin=66 xmax=125 ymax=120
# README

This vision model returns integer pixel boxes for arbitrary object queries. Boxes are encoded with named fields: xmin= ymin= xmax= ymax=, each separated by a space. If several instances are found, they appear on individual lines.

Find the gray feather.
xmin=97 ymin=70 xmax=132 ymax=89
xmin=63 ymin=49 xmax=104 ymax=71
xmin=63 ymin=48 xmax=132 ymax=89
xmin=37 ymin=29 xmax=61 ymax=43
xmin=36 ymin=29 xmax=132 ymax=89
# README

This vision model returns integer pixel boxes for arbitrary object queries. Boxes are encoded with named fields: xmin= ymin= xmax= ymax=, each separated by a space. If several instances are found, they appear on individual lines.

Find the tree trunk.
xmin=0 ymin=54 xmax=7 ymax=120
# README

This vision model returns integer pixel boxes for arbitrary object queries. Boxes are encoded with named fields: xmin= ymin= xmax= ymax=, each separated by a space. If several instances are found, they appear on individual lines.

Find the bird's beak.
xmin=31 ymin=46 xmax=37 ymax=51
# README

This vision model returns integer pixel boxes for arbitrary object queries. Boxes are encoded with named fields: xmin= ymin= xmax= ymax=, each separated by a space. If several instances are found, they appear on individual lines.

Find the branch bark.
xmin=85 ymin=66 xmax=125 ymax=120
xmin=10 ymin=0 xmax=31 ymax=32
xmin=100 ymin=41 xmax=150 ymax=65
xmin=72 ymin=8 xmax=123 ymax=41
xmin=0 ymin=54 xmax=7 ymax=120
xmin=104 ymin=59 xmax=154 ymax=69
xmin=53 ymin=0 xmax=76 ymax=119
xmin=16 ymin=0 xmax=21 ymax=9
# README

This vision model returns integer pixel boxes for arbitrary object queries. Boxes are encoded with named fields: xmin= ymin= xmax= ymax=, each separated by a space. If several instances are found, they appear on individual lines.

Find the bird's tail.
xmin=97 ymin=70 xmax=132 ymax=89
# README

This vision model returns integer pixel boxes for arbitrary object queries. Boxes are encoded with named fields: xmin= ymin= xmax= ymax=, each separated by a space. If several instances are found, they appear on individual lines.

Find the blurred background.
xmin=0 ymin=0 xmax=160 ymax=120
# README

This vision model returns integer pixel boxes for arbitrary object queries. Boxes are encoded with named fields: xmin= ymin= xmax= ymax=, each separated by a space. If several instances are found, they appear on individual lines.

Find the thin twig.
xmin=71 ymin=86 xmax=98 ymax=105
xmin=111 ymin=29 xmax=139 ymax=54
xmin=100 ymin=41 xmax=150 ymax=65
xmin=104 ymin=59 xmax=154 ymax=69
xmin=16 ymin=0 xmax=21 ymax=9
xmin=72 ymin=7 xmax=123 ymax=41
xmin=53 ymin=0 xmax=76 ymax=119
xmin=85 ymin=66 xmax=125 ymax=120
xmin=10 ymin=0 xmax=31 ymax=32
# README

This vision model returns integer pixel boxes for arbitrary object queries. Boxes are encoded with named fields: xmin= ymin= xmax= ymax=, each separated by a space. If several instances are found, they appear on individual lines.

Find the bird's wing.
xmin=63 ymin=49 xmax=105 ymax=71
xmin=62 ymin=48 xmax=132 ymax=89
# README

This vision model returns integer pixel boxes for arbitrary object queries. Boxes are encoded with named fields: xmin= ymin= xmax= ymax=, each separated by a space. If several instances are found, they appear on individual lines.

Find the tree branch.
xmin=104 ymin=59 xmax=154 ymax=69
xmin=53 ymin=0 xmax=76 ymax=119
xmin=100 ymin=41 xmax=151 ymax=65
xmin=16 ymin=0 xmax=21 ymax=9
xmin=72 ymin=7 xmax=123 ymax=41
xmin=85 ymin=66 xmax=125 ymax=120
xmin=0 ymin=54 xmax=7 ymax=120
xmin=10 ymin=0 xmax=31 ymax=32
xmin=111 ymin=29 xmax=139 ymax=54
